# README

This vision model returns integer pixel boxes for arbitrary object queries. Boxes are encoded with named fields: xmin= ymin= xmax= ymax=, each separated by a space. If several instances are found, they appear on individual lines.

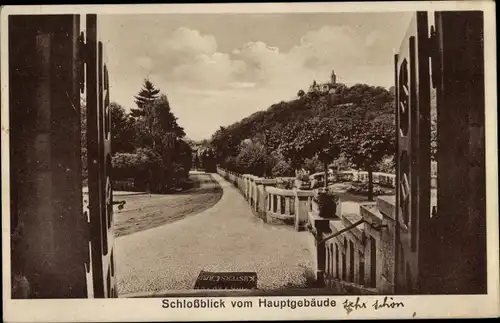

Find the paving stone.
xmin=116 ymin=174 xmax=315 ymax=295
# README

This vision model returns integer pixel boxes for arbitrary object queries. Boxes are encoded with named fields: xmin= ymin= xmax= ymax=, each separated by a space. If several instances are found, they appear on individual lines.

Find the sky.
xmin=99 ymin=12 xmax=413 ymax=141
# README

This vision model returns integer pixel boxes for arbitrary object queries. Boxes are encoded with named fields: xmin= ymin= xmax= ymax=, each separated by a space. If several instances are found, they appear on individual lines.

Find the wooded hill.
xmin=210 ymin=83 xmax=396 ymax=164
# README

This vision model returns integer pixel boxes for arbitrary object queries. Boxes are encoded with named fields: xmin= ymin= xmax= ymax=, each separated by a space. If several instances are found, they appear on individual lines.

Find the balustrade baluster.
xmin=284 ymin=197 xmax=291 ymax=215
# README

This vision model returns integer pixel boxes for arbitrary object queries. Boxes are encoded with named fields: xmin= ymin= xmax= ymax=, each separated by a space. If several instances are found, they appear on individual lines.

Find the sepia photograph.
xmin=1 ymin=2 xmax=498 ymax=321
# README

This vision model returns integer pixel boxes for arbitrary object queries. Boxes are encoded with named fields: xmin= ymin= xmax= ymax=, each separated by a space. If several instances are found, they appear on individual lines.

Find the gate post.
xmin=430 ymin=11 xmax=486 ymax=294
xmin=9 ymin=15 xmax=88 ymax=298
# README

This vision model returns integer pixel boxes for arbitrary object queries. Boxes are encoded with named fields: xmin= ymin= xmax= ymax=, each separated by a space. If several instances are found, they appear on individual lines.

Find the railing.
xmin=337 ymin=170 xmax=436 ymax=189
xmin=265 ymin=186 xmax=295 ymax=223
xmin=337 ymin=170 xmax=396 ymax=187
xmin=216 ymin=167 xmax=314 ymax=231
xmin=307 ymin=195 xmax=401 ymax=294
xmin=218 ymin=167 xmax=426 ymax=294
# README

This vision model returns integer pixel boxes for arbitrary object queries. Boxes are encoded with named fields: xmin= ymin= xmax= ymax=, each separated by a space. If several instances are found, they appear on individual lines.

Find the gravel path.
xmin=115 ymin=173 xmax=315 ymax=296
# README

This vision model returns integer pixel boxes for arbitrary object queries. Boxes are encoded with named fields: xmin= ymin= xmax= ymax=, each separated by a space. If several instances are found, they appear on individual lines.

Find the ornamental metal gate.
xmin=83 ymin=14 xmax=117 ymax=298
xmin=395 ymin=11 xmax=486 ymax=294
xmin=394 ymin=11 xmax=432 ymax=295
xmin=9 ymin=14 xmax=117 ymax=298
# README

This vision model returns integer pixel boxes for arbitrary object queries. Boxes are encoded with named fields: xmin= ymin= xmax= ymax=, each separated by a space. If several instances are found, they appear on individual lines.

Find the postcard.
xmin=1 ymin=1 xmax=498 ymax=322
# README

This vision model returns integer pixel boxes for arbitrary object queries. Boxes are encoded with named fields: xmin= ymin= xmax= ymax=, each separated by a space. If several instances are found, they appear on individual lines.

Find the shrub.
xmin=296 ymin=173 xmax=310 ymax=182
xmin=224 ymin=156 xmax=239 ymax=173
xmin=313 ymin=187 xmax=340 ymax=218
xmin=303 ymin=157 xmax=323 ymax=174
xmin=331 ymin=154 xmax=353 ymax=171
xmin=272 ymin=160 xmax=294 ymax=177
xmin=171 ymin=162 xmax=188 ymax=186
xmin=375 ymin=155 xmax=395 ymax=173
xmin=112 ymin=150 xmax=152 ymax=180
xmin=346 ymin=182 xmax=391 ymax=196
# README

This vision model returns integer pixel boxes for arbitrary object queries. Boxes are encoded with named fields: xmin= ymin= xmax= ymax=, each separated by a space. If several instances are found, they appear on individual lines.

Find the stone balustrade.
xmin=218 ymin=167 xmax=423 ymax=294
xmin=265 ymin=186 xmax=296 ymax=224
xmin=337 ymin=170 xmax=437 ymax=189
xmin=337 ymin=170 xmax=396 ymax=187
xmin=216 ymin=167 xmax=314 ymax=231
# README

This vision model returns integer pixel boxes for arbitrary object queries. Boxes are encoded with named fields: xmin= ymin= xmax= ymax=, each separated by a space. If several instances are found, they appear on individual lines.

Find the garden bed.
xmin=346 ymin=182 xmax=394 ymax=196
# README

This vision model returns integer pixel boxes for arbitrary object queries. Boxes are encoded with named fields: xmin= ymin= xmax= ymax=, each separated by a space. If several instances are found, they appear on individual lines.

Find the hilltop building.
xmin=308 ymin=69 xmax=344 ymax=94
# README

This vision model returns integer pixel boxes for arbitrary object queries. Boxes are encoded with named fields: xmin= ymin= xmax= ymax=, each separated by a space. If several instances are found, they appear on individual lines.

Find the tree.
xmin=131 ymin=79 xmax=160 ymax=117
xmin=193 ymin=153 xmax=200 ymax=170
xmin=282 ymin=118 xmax=342 ymax=187
xmin=205 ymin=83 xmax=395 ymax=177
xmin=199 ymin=147 xmax=217 ymax=172
xmin=277 ymin=119 xmax=343 ymax=186
xmin=134 ymin=94 xmax=185 ymax=150
xmin=340 ymin=121 xmax=395 ymax=201
xmin=152 ymin=95 xmax=186 ymax=139
xmin=276 ymin=121 xmax=307 ymax=170
xmin=110 ymin=102 xmax=137 ymax=153
xmin=210 ymin=126 xmax=239 ymax=164
xmin=235 ymin=139 xmax=270 ymax=177
xmin=127 ymin=81 xmax=189 ymax=191
xmin=271 ymin=159 xmax=294 ymax=177
xmin=297 ymin=89 xmax=305 ymax=98
xmin=303 ymin=157 xmax=324 ymax=174
xmin=172 ymin=139 xmax=193 ymax=184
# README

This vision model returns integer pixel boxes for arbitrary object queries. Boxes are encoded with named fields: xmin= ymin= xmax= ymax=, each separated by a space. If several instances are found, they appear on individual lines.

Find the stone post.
xmin=308 ymin=212 xmax=331 ymax=287
xmin=10 ymin=15 xmax=88 ymax=298
xmin=294 ymin=190 xmax=315 ymax=231
xmin=256 ymin=179 xmax=276 ymax=218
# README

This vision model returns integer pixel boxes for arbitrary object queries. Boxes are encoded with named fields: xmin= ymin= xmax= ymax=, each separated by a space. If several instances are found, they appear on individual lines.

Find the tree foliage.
xmin=111 ymin=102 xmax=137 ymax=153
xmin=211 ymin=82 xmax=396 ymax=198
xmin=340 ymin=121 xmax=394 ymax=170
xmin=104 ymin=80 xmax=191 ymax=192
xmin=211 ymin=83 xmax=394 ymax=170
xmin=340 ymin=120 xmax=395 ymax=200
xmin=131 ymin=79 xmax=160 ymax=117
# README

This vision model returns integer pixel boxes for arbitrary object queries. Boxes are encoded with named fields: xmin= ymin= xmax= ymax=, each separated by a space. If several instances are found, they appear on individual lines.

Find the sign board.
xmin=194 ymin=271 xmax=258 ymax=290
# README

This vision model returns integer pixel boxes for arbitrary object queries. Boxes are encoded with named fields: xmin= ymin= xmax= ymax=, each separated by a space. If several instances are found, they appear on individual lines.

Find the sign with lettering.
xmin=194 ymin=271 xmax=258 ymax=290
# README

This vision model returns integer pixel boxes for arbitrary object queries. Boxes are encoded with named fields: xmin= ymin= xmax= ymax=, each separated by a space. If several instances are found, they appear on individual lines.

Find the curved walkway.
xmin=115 ymin=173 xmax=315 ymax=296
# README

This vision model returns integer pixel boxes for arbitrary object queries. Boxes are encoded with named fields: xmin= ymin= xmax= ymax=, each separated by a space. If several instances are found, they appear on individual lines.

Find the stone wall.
xmin=308 ymin=194 xmax=401 ymax=294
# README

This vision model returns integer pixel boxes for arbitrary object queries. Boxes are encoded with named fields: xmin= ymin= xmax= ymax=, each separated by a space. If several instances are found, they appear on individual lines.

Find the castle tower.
xmin=331 ymin=69 xmax=337 ymax=84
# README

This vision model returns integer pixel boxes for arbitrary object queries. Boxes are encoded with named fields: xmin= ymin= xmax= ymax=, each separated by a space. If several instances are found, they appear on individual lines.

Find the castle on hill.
xmin=308 ymin=69 xmax=344 ymax=94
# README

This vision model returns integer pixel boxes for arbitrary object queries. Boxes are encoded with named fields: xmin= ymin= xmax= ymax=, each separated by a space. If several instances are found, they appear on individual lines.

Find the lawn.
xmin=113 ymin=173 xmax=223 ymax=237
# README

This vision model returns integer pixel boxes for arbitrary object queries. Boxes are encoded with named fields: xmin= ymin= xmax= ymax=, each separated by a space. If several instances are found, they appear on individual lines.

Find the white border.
xmin=1 ymin=2 xmax=498 ymax=322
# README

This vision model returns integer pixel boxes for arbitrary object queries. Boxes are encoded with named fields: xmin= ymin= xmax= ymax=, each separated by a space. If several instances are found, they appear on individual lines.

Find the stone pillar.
xmin=254 ymin=182 xmax=261 ymax=213
xmin=250 ymin=178 xmax=256 ymax=207
xmin=308 ymin=212 xmax=331 ymax=287
xmin=295 ymin=191 xmax=314 ymax=231
xmin=426 ymin=11 xmax=486 ymax=294
xmin=258 ymin=180 xmax=276 ymax=219
xmin=245 ymin=176 xmax=250 ymax=198
xmin=9 ymin=15 xmax=88 ymax=298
